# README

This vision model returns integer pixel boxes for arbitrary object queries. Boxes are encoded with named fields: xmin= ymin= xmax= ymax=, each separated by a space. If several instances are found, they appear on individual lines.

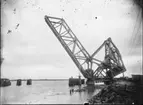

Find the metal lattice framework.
xmin=44 ymin=15 xmax=126 ymax=81
xmin=91 ymin=38 xmax=126 ymax=80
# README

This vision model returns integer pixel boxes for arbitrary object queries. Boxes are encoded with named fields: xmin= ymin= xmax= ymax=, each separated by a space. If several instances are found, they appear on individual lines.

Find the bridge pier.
xmin=27 ymin=79 xmax=32 ymax=85
xmin=86 ymin=78 xmax=113 ymax=85
xmin=16 ymin=79 xmax=22 ymax=86
xmin=86 ymin=79 xmax=94 ymax=85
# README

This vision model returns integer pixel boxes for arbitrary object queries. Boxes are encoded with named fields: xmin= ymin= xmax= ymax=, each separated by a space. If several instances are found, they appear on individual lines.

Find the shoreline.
xmin=10 ymin=79 xmax=69 ymax=81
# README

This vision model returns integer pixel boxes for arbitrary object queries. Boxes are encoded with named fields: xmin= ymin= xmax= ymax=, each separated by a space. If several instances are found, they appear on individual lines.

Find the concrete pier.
xmin=69 ymin=77 xmax=84 ymax=86
xmin=86 ymin=79 xmax=94 ymax=85
xmin=27 ymin=79 xmax=32 ymax=85
xmin=0 ymin=78 xmax=11 ymax=87
xmin=16 ymin=79 xmax=22 ymax=86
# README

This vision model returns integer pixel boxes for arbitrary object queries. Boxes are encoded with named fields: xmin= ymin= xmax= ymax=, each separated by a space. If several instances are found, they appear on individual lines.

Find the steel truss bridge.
xmin=44 ymin=15 xmax=126 ymax=84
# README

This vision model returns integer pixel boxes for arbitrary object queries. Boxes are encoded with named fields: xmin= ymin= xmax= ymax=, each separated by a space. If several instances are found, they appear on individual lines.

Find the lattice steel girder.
xmin=45 ymin=15 xmax=92 ymax=78
xmin=44 ymin=15 xmax=126 ymax=80
xmin=91 ymin=38 xmax=126 ymax=78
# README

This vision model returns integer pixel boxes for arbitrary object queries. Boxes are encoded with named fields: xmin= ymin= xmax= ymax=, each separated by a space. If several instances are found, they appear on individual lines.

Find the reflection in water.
xmin=86 ymin=85 xmax=95 ymax=94
xmin=69 ymin=85 xmax=75 ymax=95
xmin=85 ymin=85 xmax=96 ymax=99
xmin=69 ymin=88 xmax=74 ymax=95
xmin=69 ymin=84 xmax=98 ymax=101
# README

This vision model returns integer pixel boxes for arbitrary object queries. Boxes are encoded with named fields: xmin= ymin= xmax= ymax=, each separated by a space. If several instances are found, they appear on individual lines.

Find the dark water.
xmin=0 ymin=80 xmax=102 ymax=104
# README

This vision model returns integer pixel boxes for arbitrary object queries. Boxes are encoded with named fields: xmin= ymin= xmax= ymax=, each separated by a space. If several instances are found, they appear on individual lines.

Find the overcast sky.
xmin=1 ymin=0 xmax=142 ymax=79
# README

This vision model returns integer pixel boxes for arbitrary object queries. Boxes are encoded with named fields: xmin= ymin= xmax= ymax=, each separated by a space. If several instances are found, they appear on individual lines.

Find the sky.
xmin=1 ymin=0 xmax=142 ymax=79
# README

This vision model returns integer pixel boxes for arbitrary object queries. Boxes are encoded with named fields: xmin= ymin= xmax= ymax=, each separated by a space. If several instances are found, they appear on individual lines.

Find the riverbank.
xmin=88 ymin=76 xmax=143 ymax=104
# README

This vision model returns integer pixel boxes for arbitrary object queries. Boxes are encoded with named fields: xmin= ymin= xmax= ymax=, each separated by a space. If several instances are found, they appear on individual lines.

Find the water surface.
xmin=1 ymin=80 xmax=101 ymax=104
